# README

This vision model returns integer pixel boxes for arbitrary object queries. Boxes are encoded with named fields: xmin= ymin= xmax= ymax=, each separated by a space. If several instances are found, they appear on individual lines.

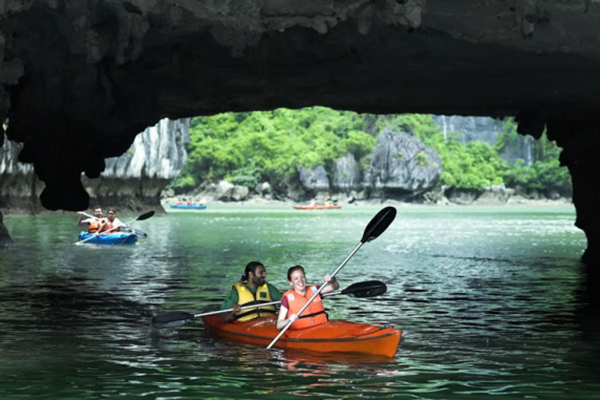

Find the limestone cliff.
xmin=294 ymin=129 xmax=441 ymax=202
xmin=0 ymin=118 xmax=188 ymax=213
xmin=363 ymin=129 xmax=442 ymax=198
xmin=432 ymin=116 xmax=535 ymax=166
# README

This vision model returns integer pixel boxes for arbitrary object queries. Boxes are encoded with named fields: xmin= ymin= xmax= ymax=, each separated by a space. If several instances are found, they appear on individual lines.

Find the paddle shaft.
xmin=266 ymin=241 xmax=364 ymax=349
xmin=78 ymin=211 xmax=98 ymax=219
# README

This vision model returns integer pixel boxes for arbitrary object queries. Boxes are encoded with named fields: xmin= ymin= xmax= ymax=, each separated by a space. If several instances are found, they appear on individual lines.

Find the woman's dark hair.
xmin=287 ymin=265 xmax=305 ymax=281
xmin=241 ymin=261 xmax=264 ymax=281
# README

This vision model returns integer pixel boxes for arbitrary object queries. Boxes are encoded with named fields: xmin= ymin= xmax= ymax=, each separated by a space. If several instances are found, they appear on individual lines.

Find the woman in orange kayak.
xmin=276 ymin=265 xmax=340 ymax=330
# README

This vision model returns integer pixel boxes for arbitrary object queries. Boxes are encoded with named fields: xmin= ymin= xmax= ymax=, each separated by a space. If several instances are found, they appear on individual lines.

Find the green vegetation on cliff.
xmin=178 ymin=108 xmax=375 ymax=189
xmin=172 ymin=108 xmax=571 ymax=196
xmin=498 ymin=118 xmax=572 ymax=194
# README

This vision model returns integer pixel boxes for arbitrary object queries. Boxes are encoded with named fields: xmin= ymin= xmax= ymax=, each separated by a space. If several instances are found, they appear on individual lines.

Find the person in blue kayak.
xmin=98 ymin=208 xmax=126 ymax=233
xmin=220 ymin=261 xmax=283 ymax=322
xmin=276 ymin=265 xmax=339 ymax=330
xmin=77 ymin=206 xmax=105 ymax=233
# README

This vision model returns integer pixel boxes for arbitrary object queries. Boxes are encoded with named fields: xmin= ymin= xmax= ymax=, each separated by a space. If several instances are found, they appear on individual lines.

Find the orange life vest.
xmin=101 ymin=221 xmax=114 ymax=233
xmin=283 ymin=286 xmax=328 ymax=329
xmin=88 ymin=221 xmax=101 ymax=233
xmin=87 ymin=218 xmax=107 ymax=233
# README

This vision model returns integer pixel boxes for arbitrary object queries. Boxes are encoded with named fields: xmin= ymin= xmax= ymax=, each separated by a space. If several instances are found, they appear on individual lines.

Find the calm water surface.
xmin=1 ymin=205 xmax=599 ymax=399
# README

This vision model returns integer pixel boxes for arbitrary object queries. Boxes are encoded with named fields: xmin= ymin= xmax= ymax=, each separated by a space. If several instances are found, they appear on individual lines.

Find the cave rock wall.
xmin=0 ymin=118 xmax=188 ymax=213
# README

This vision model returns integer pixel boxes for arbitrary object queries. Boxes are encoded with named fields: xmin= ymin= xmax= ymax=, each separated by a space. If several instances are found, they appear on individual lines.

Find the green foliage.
xmin=173 ymin=108 xmax=571 ymax=197
xmin=495 ymin=117 xmax=520 ymax=153
xmin=498 ymin=118 xmax=571 ymax=194
xmin=375 ymin=114 xmax=506 ymax=189
xmin=502 ymin=141 xmax=571 ymax=194
xmin=376 ymin=114 xmax=440 ymax=144
xmin=168 ymin=174 xmax=197 ymax=191
xmin=416 ymin=152 xmax=429 ymax=168
xmin=341 ymin=130 xmax=377 ymax=159
xmin=229 ymin=165 xmax=260 ymax=188
xmin=437 ymin=140 xmax=506 ymax=189
xmin=176 ymin=107 xmax=377 ymax=188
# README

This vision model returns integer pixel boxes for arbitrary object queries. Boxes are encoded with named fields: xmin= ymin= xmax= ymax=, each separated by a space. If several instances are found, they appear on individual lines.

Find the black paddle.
xmin=75 ymin=211 xmax=155 ymax=245
xmin=152 ymin=280 xmax=387 ymax=330
xmin=267 ymin=206 xmax=397 ymax=349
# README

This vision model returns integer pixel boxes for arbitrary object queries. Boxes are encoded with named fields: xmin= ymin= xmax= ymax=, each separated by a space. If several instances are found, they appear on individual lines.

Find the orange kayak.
xmin=202 ymin=315 xmax=401 ymax=357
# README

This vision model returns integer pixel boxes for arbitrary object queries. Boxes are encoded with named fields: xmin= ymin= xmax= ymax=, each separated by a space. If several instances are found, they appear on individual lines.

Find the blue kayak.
xmin=78 ymin=231 xmax=137 ymax=245
xmin=169 ymin=204 xmax=207 ymax=210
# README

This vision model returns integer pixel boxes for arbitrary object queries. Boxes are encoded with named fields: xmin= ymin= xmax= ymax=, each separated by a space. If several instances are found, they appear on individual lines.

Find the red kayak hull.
xmin=202 ymin=315 xmax=401 ymax=357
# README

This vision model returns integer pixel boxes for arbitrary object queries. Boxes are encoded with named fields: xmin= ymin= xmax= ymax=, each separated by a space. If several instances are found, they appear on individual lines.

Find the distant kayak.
xmin=169 ymin=204 xmax=207 ymax=210
xmin=293 ymin=205 xmax=342 ymax=210
xmin=77 ymin=231 xmax=137 ymax=245
xmin=202 ymin=315 xmax=400 ymax=357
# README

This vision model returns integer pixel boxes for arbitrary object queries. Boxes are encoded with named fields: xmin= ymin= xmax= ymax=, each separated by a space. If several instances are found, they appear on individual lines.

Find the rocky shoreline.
xmin=160 ymin=196 xmax=573 ymax=209
xmin=161 ymin=181 xmax=573 ymax=209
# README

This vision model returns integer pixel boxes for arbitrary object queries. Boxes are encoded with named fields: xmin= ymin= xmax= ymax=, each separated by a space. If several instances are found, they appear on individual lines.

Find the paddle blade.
xmin=132 ymin=228 xmax=148 ymax=238
xmin=152 ymin=311 xmax=195 ymax=329
xmin=341 ymin=280 xmax=387 ymax=298
xmin=137 ymin=211 xmax=155 ymax=221
xmin=361 ymin=207 xmax=396 ymax=243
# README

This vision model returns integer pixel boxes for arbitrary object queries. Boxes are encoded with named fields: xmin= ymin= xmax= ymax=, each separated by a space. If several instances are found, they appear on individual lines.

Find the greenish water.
xmin=1 ymin=205 xmax=599 ymax=399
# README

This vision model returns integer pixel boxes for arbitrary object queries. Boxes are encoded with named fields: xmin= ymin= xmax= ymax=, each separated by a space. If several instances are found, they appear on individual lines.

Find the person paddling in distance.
xmin=97 ymin=208 xmax=127 ymax=233
xmin=220 ymin=261 xmax=283 ymax=322
xmin=77 ymin=206 xmax=105 ymax=233
xmin=276 ymin=265 xmax=340 ymax=330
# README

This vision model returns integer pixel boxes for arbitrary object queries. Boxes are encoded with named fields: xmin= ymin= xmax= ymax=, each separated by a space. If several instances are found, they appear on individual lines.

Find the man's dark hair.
xmin=241 ymin=261 xmax=264 ymax=281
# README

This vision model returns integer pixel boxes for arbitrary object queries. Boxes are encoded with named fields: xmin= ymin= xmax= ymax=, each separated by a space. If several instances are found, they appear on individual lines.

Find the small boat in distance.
xmin=169 ymin=202 xmax=207 ymax=210
xmin=293 ymin=201 xmax=341 ymax=210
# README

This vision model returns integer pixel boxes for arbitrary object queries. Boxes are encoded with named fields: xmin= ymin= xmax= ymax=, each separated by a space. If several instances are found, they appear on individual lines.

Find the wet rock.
xmin=255 ymin=182 xmax=272 ymax=198
xmin=332 ymin=154 xmax=361 ymax=192
xmin=231 ymin=185 xmax=249 ymax=201
xmin=298 ymin=166 xmax=330 ymax=191
xmin=363 ymin=129 xmax=442 ymax=196
xmin=0 ymin=211 xmax=13 ymax=249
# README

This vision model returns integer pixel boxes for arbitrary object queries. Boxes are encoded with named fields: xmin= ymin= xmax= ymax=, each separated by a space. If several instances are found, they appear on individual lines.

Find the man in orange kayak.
xmin=276 ymin=265 xmax=340 ymax=330
xmin=220 ymin=261 xmax=283 ymax=322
